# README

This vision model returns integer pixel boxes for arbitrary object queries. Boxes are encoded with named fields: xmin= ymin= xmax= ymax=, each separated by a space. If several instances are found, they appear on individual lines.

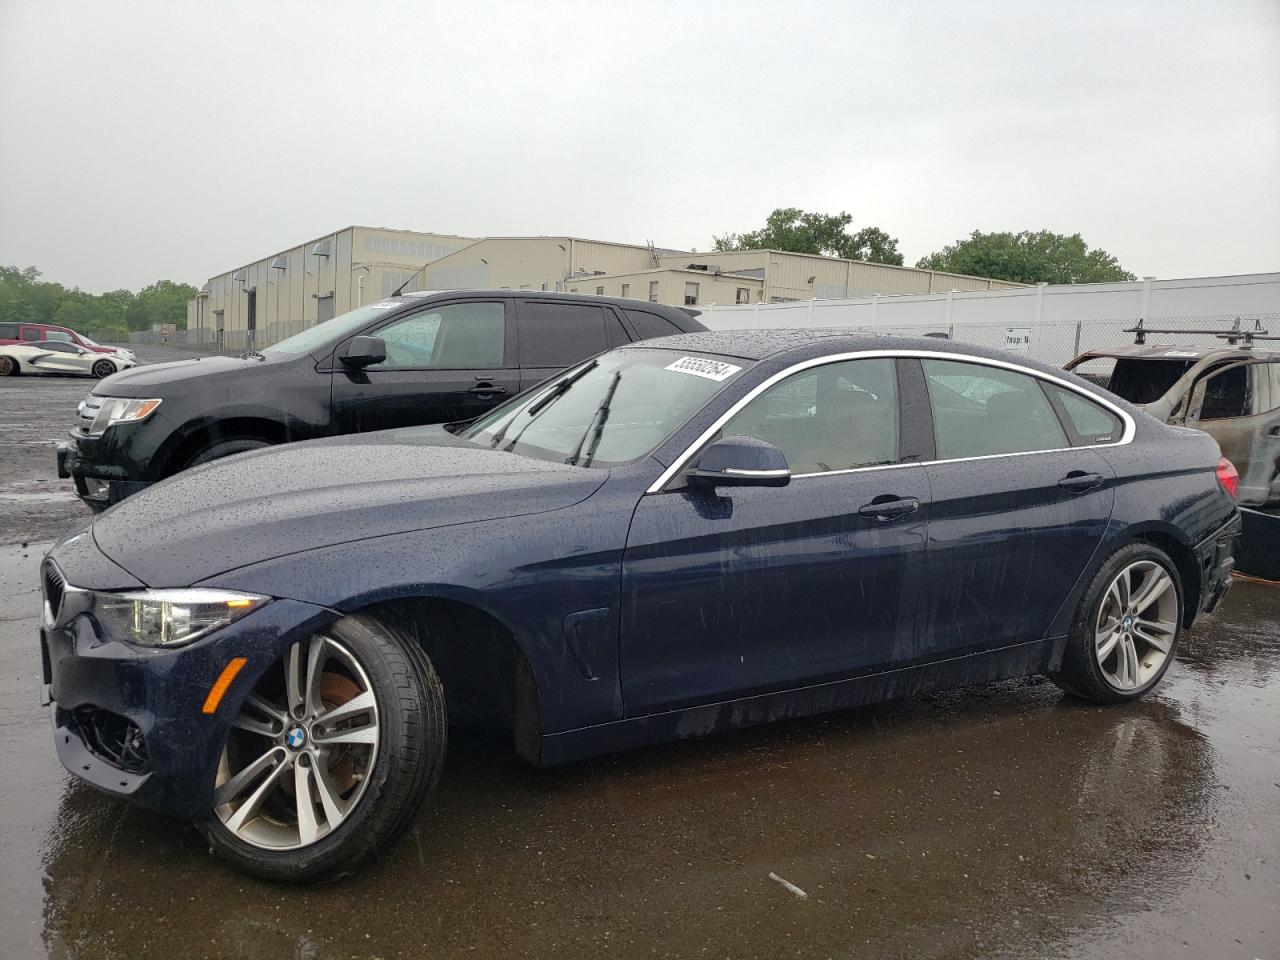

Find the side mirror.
xmin=340 ymin=335 xmax=386 ymax=368
xmin=688 ymin=436 xmax=791 ymax=488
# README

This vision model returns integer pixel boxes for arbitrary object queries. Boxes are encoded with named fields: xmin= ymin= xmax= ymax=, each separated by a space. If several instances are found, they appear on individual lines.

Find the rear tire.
xmin=204 ymin=614 xmax=447 ymax=882
xmin=185 ymin=437 xmax=272 ymax=468
xmin=0 ymin=356 xmax=18 ymax=376
xmin=91 ymin=359 xmax=116 ymax=378
xmin=1050 ymin=542 xmax=1183 ymax=704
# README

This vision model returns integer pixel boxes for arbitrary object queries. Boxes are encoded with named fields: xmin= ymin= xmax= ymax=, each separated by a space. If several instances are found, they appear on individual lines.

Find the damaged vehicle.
xmin=1067 ymin=320 xmax=1279 ymax=578
xmin=40 ymin=330 xmax=1238 ymax=880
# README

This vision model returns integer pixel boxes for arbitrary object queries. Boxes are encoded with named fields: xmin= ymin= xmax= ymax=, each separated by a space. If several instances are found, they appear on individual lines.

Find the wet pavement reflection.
xmin=1 ymin=542 xmax=1276 ymax=959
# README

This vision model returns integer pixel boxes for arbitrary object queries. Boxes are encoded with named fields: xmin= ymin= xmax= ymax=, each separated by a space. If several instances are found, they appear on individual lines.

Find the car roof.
xmin=399 ymin=289 xmax=704 ymax=330
xmin=1076 ymin=342 xmax=1280 ymax=361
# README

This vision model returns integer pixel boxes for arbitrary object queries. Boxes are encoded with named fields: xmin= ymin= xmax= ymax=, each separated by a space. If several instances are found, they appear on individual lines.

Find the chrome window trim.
xmin=721 ymin=467 xmax=790 ymax=477
xmin=646 ymin=349 xmax=1136 ymax=494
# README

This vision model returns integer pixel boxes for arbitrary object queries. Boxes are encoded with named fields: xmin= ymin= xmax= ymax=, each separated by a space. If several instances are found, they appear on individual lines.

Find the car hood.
xmin=90 ymin=427 xmax=607 ymax=587
xmin=95 ymin=354 xmax=283 ymax=395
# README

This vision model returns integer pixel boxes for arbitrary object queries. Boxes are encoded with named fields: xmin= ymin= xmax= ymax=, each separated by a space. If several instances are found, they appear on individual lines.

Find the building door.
xmin=246 ymin=289 xmax=257 ymax=349
xmin=317 ymin=295 xmax=335 ymax=325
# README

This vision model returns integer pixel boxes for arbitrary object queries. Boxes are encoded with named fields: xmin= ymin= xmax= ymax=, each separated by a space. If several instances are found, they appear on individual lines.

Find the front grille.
xmin=76 ymin=394 xmax=103 ymax=435
xmin=74 ymin=707 xmax=150 ymax=775
xmin=42 ymin=560 xmax=65 ymax=623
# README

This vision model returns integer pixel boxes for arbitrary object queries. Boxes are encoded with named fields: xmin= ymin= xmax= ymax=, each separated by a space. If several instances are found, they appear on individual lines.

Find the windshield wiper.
xmin=566 ymin=371 xmax=621 ymax=467
xmin=489 ymin=360 xmax=598 ymax=450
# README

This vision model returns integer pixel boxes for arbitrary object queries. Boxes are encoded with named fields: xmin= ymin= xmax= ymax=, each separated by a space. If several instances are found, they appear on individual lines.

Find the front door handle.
xmin=1058 ymin=471 xmax=1104 ymax=492
xmin=857 ymin=496 xmax=920 ymax=520
xmin=468 ymin=384 xmax=508 ymax=398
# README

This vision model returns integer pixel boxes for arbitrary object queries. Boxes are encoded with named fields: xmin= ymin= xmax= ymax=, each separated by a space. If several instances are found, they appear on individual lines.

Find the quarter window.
xmin=624 ymin=310 xmax=682 ymax=339
xmin=720 ymin=358 xmax=899 ymax=474
xmin=1047 ymin=385 xmax=1122 ymax=444
xmin=373 ymin=301 xmax=505 ymax=370
xmin=922 ymin=359 xmax=1068 ymax=458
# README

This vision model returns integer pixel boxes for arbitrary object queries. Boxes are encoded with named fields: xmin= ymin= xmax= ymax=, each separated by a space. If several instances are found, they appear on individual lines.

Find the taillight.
xmin=1216 ymin=457 xmax=1239 ymax=498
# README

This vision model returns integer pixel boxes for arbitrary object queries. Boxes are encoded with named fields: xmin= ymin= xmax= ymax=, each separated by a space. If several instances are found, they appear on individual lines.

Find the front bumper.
xmin=41 ymin=570 xmax=335 ymax=819
xmin=1194 ymin=511 xmax=1241 ymax=616
xmin=57 ymin=438 xmax=154 ymax=510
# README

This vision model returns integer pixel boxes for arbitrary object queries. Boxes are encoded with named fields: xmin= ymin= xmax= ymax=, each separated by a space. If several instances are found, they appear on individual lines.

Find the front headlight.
xmin=89 ymin=397 xmax=162 ymax=435
xmin=90 ymin=589 xmax=269 ymax=647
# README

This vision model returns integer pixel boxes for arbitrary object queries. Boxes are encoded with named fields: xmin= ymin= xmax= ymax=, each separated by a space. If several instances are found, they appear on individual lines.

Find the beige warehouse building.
xmin=188 ymin=228 xmax=1023 ymax=348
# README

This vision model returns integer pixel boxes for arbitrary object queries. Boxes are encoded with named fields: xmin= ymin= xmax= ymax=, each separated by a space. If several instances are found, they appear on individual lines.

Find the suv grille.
xmin=42 ymin=560 xmax=66 ymax=623
xmin=76 ymin=394 xmax=103 ymax=435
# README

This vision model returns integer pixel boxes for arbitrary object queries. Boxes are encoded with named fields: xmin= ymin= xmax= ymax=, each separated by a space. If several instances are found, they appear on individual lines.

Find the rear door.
xmin=331 ymin=298 xmax=520 ymax=433
xmin=514 ymin=300 xmax=630 ymax=390
xmin=1185 ymin=359 xmax=1280 ymax=505
xmin=913 ymin=357 xmax=1116 ymax=659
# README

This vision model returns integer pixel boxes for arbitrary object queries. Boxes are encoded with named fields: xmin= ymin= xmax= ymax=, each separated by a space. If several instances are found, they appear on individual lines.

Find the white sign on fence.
xmin=1004 ymin=327 xmax=1032 ymax=353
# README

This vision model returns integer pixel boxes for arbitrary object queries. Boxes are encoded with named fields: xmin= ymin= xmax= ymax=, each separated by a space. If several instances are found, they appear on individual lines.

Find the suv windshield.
xmin=462 ymin=347 xmax=749 ymax=468
xmin=261 ymin=299 xmax=410 ymax=357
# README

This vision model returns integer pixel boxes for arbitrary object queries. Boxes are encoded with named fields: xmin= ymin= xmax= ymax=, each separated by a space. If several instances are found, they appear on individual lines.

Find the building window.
xmin=684 ymin=282 xmax=699 ymax=306
xmin=595 ymin=285 xmax=604 ymax=296
xmin=620 ymin=283 xmax=630 ymax=298
xmin=648 ymin=280 xmax=660 ymax=302
xmin=736 ymin=287 xmax=750 ymax=304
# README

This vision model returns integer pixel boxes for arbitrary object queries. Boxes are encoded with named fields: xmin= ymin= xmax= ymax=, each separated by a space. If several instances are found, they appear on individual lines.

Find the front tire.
xmin=1051 ymin=543 xmax=1183 ymax=704
xmin=205 ymin=615 xmax=447 ymax=881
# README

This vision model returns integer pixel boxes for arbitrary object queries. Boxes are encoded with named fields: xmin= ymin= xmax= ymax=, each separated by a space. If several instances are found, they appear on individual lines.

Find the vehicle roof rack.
xmin=1124 ymin=317 xmax=1271 ymax=348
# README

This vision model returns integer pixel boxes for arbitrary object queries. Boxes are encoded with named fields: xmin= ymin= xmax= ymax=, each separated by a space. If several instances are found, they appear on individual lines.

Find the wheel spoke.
xmin=313 ymin=765 xmax=346 ymax=828
xmin=313 ymin=725 xmax=377 ymax=747
xmin=285 ymin=642 xmax=305 ymax=718
xmin=1130 ymin=570 xmax=1171 ymax=615
xmin=244 ymin=692 xmax=288 ymax=726
xmin=294 ymin=763 xmax=320 ymax=845
xmin=213 ymin=746 xmax=287 ymax=808
xmin=1096 ymin=629 xmax=1120 ymax=662
xmin=223 ymin=752 xmax=293 ymax=834
xmin=231 ymin=713 xmax=279 ymax=738
xmin=304 ymin=636 xmax=329 ymax=719
xmin=315 ymin=690 xmax=376 ymax=728
xmin=1134 ymin=619 xmax=1175 ymax=654
xmin=1114 ymin=569 xmax=1131 ymax=611
xmin=1120 ymin=636 xmax=1141 ymax=688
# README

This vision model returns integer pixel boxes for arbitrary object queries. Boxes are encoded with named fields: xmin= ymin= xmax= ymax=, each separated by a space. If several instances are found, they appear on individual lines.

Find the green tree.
xmin=915 ymin=230 xmax=1136 ymax=284
xmin=126 ymin=279 xmax=197 ymax=331
xmin=713 ymin=207 xmax=905 ymax=265
xmin=0 ymin=266 xmax=193 ymax=340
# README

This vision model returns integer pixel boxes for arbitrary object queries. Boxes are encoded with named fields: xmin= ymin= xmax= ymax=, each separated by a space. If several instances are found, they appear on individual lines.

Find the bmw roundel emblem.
xmin=286 ymin=726 xmax=307 ymax=749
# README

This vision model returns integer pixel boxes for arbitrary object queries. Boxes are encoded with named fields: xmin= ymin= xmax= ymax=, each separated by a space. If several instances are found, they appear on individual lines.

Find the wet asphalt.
xmin=0 ymin=349 xmax=1276 ymax=959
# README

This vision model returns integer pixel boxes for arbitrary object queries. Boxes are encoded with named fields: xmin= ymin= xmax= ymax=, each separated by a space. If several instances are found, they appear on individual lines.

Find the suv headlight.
xmin=90 ymin=589 xmax=269 ymax=647
xmin=90 ymin=397 xmax=162 ymax=434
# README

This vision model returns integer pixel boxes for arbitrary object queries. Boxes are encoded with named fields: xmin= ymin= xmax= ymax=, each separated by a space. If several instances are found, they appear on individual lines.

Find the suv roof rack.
xmin=1124 ymin=317 xmax=1274 ymax=348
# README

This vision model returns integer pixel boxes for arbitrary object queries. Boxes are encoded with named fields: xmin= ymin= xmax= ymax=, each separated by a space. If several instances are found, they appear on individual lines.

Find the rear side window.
xmin=625 ymin=310 xmax=683 ymax=340
xmin=922 ymin=359 xmax=1068 ymax=458
xmin=1048 ymin=385 xmax=1123 ymax=443
xmin=1197 ymin=365 xmax=1253 ymax=420
xmin=21 ymin=327 xmax=40 ymax=341
xmin=519 ymin=302 xmax=617 ymax=368
xmin=0 ymin=323 xmax=17 ymax=339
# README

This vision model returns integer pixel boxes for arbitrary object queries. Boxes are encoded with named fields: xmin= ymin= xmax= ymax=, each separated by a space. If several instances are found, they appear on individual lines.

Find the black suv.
xmin=57 ymin=290 xmax=705 ymax=510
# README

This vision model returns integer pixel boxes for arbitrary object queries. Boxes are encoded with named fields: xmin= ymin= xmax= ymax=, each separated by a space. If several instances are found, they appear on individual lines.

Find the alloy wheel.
xmin=213 ymin=635 xmax=380 ymax=850
xmin=1095 ymin=560 xmax=1178 ymax=691
xmin=92 ymin=360 xmax=115 ymax=378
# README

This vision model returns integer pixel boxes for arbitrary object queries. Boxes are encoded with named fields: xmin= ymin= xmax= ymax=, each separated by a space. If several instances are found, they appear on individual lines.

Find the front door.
xmin=621 ymin=357 xmax=930 ymax=715
xmin=331 ymin=299 xmax=520 ymax=433
xmin=913 ymin=357 xmax=1115 ymax=658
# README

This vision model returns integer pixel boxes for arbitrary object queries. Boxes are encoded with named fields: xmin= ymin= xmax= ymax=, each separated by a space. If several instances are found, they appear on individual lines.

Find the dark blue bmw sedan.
xmin=40 ymin=329 xmax=1240 ymax=880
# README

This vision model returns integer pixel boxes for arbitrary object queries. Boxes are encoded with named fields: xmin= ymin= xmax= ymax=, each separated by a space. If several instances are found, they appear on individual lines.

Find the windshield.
xmin=261 ymin=299 xmax=410 ymax=357
xmin=462 ymin=348 xmax=750 ymax=468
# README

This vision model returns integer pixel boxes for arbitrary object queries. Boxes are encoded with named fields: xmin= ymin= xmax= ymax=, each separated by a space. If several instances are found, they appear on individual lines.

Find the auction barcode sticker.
xmin=664 ymin=356 xmax=743 ymax=382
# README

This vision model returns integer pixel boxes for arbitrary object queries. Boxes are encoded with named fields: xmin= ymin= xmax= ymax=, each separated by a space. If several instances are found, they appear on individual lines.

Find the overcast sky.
xmin=1 ymin=0 xmax=1277 ymax=293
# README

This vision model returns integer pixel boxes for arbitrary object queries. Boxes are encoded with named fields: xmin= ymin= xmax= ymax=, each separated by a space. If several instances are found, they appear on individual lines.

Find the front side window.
xmin=261 ymin=299 xmax=410 ymax=357
xmin=43 ymin=330 xmax=73 ymax=342
xmin=462 ymin=348 xmax=749 ymax=468
xmin=720 ymin=358 xmax=899 ymax=475
xmin=922 ymin=359 xmax=1067 ymax=458
xmin=373 ymin=302 xmax=506 ymax=370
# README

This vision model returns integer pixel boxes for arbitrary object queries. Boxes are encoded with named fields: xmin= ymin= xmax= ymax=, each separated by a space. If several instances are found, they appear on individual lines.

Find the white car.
xmin=0 ymin=341 xmax=136 ymax=378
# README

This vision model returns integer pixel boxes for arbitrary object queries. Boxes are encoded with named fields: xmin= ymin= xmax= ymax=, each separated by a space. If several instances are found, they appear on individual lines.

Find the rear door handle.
xmin=468 ymin=384 xmax=508 ymax=397
xmin=857 ymin=496 xmax=920 ymax=520
xmin=1058 ymin=471 xmax=1104 ymax=492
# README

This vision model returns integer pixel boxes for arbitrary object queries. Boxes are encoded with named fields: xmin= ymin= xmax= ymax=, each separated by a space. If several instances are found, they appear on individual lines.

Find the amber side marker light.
xmin=202 ymin=657 xmax=249 ymax=715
